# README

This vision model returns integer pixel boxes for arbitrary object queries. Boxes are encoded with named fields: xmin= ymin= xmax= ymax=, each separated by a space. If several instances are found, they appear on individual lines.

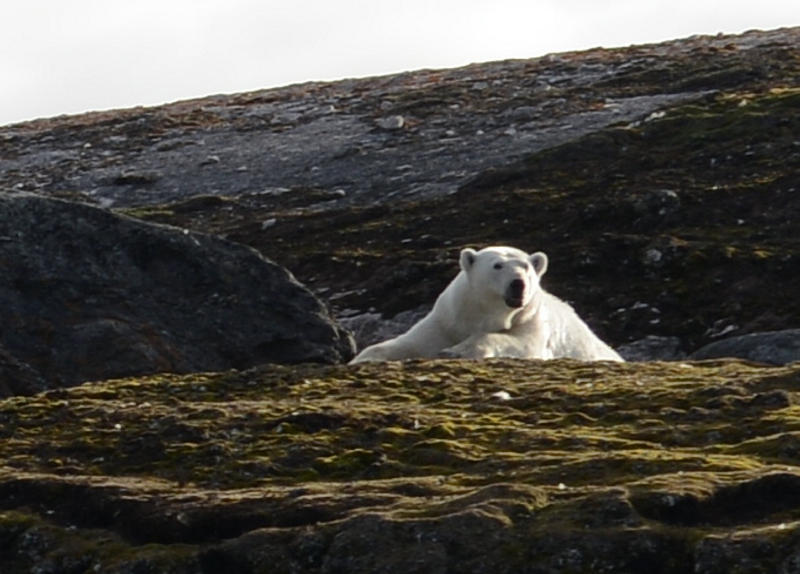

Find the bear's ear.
xmin=460 ymin=248 xmax=478 ymax=272
xmin=530 ymin=252 xmax=548 ymax=276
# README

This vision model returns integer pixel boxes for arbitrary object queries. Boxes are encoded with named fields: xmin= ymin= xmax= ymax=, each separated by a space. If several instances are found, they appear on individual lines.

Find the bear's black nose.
xmin=505 ymin=279 xmax=526 ymax=308
xmin=509 ymin=279 xmax=525 ymax=297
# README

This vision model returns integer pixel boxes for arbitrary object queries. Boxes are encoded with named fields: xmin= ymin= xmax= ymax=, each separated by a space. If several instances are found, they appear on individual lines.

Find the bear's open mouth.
xmin=504 ymin=295 xmax=525 ymax=308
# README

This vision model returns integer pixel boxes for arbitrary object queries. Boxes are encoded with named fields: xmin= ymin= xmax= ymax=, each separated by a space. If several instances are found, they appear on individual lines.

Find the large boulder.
xmin=0 ymin=343 xmax=48 ymax=397
xmin=691 ymin=329 xmax=800 ymax=365
xmin=0 ymin=192 xmax=354 ymax=394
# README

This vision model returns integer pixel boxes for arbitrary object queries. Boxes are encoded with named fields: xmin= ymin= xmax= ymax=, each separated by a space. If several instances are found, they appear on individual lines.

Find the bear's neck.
xmin=511 ymin=288 xmax=547 ymax=327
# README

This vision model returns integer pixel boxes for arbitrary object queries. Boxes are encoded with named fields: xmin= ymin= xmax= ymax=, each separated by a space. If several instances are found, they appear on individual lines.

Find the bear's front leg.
xmin=438 ymin=332 xmax=527 ymax=359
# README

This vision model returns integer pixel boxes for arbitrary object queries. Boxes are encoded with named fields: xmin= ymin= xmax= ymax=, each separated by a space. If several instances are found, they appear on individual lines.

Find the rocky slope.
xmin=5 ymin=27 xmax=796 ymax=358
xmin=1 ymin=26 xmax=800 ymax=573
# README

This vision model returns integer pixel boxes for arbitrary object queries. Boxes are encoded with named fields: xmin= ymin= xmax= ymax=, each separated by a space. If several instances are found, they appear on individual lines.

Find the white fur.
xmin=350 ymin=246 xmax=623 ymax=363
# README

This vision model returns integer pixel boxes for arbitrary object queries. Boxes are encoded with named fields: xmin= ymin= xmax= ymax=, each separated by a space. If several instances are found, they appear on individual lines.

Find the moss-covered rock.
xmin=3 ymin=359 xmax=800 ymax=572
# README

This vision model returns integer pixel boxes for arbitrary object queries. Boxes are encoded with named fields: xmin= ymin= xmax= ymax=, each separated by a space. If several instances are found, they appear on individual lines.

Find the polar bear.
xmin=350 ymin=246 xmax=623 ymax=363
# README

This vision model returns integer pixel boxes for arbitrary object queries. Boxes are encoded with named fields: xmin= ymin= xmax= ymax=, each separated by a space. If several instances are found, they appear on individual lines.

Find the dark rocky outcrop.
xmin=0 ymin=344 xmax=48 ymax=397
xmin=618 ymin=335 xmax=686 ymax=362
xmin=0 ymin=192 xmax=354 ymax=393
xmin=691 ymin=329 xmax=800 ymax=365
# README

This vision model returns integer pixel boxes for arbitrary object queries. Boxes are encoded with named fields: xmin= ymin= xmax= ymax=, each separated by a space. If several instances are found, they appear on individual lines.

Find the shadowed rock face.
xmin=0 ymin=193 xmax=354 ymax=392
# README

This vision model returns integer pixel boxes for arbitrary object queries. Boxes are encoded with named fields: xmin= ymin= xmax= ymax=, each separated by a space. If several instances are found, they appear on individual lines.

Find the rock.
xmin=111 ymin=169 xmax=160 ymax=186
xmin=642 ymin=248 xmax=664 ymax=266
xmin=375 ymin=115 xmax=405 ymax=130
xmin=505 ymin=105 xmax=540 ymax=122
xmin=338 ymin=306 xmax=429 ymax=351
xmin=618 ymin=335 xmax=686 ymax=361
xmin=3 ymin=360 xmax=800 ymax=572
xmin=8 ymin=31 xmax=791 ymax=209
xmin=631 ymin=188 xmax=681 ymax=228
xmin=690 ymin=329 xmax=800 ymax=365
xmin=0 ymin=343 xmax=48 ymax=398
xmin=0 ymin=192 xmax=354 ymax=391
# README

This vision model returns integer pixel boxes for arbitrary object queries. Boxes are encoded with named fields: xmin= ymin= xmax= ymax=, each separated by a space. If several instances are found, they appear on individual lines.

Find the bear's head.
xmin=459 ymin=246 xmax=548 ymax=309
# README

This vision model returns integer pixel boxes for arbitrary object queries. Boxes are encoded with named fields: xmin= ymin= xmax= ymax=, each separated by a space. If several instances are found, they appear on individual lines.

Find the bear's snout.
xmin=504 ymin=278 xmax=526 ymax=308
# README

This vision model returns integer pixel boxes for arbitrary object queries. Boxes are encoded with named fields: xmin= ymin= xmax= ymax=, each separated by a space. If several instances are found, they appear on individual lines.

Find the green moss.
xmin=425 ymin=422 xmax=458 ymax=439
xmin=312 ymin=448 xmax=384 ymax=478
xmin=119 ymin=206 xmax=176 ymax=220
xmin=2 ymin=360 xmax=790 ymax=487
xmin=4 ymin=358 xmax=800 ymax=570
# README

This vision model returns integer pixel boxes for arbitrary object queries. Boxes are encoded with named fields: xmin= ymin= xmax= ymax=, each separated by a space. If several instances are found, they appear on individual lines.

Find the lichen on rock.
xmin=2 ymin=359 xmax=800 ymax=572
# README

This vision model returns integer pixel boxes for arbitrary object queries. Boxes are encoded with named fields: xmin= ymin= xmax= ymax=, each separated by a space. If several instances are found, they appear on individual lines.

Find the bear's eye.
xmin=493 ymin=262 xmax=503 ymax=270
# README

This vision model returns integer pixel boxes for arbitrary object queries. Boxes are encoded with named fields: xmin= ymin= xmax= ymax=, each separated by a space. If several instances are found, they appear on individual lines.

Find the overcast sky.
xmin=2 ymin=1 xmax=797 ymax=126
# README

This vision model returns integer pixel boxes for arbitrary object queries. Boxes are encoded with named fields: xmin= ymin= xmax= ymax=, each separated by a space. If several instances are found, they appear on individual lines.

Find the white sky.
xmin=2 ymin=1 xmax=797 ymax=126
